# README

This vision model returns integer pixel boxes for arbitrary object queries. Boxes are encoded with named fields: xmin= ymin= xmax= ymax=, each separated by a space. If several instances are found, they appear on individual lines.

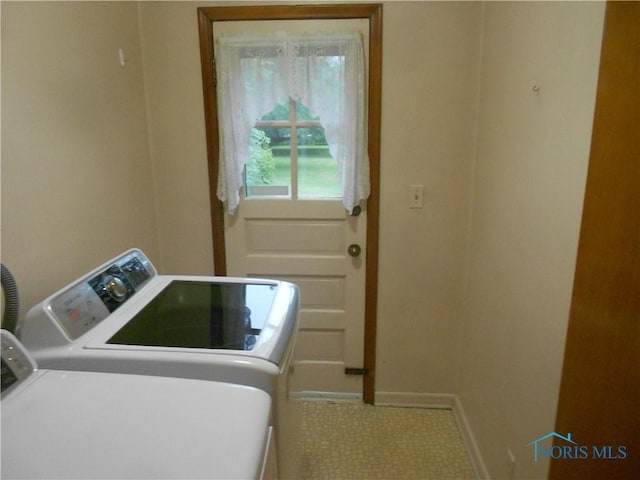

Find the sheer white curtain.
xmin=215 ymin=33 xmax=369 ymax=214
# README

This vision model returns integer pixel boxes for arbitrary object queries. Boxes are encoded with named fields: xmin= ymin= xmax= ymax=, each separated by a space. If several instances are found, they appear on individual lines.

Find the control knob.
xmin=103 ymin=275 xmax=128 ymax=302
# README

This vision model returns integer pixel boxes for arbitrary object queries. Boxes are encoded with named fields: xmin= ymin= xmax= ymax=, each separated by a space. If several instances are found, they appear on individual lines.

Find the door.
xmin=197 ymin=5 xmax=382 ymax=403
xmin=218 ymin=18 xmax=368 ymax=398
xmin=226 ymin=200 xmax=366 ymax=397
xmin=550 ymin=2 xmax=639 ymax=478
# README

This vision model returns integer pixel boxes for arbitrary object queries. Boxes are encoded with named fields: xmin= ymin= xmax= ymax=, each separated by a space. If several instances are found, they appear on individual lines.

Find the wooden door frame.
xmin=197 ymin=3 xmax=382 ymax=404
xmin=550 ymin=1 xmax=639 ymax=478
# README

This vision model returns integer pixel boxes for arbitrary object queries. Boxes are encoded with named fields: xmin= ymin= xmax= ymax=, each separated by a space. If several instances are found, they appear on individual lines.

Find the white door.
xmin=218 ymin=19 xmax=369 ymax=397
xmin=226 ymin=200 xmax=367 ymax=396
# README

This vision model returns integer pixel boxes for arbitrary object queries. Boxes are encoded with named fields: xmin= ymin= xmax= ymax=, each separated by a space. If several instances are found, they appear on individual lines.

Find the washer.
xmin=17 ymin=249 xmax=300 ymax=479
xmin=1 ymin=330 xmax=275 ymax=479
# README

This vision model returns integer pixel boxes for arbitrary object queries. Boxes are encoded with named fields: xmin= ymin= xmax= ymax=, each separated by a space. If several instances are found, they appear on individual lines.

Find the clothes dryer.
xmin=17 ymin=249 xmax=300 ymax=478
xmin=1 ymin=330 xmax=275 ymax=479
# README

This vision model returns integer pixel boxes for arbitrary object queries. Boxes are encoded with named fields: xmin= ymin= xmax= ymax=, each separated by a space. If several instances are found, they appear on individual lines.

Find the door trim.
xmin=197 ymin=4 xmax=382 ymax=404
xmin=550 ymin=2 xmax=639 ymax=478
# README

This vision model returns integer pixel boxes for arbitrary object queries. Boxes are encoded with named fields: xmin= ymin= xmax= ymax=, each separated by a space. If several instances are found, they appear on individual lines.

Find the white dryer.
xmin=17 ymin=249 xmax=301 ymax=479
xmin=1 ymin=330 xmax=275 ymax=479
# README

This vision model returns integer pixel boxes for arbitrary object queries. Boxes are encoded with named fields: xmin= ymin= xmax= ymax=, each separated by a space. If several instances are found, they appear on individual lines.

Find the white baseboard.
xmin=453 ymin=395 xmax=490 ymax=480
xmin=374 ymin=391 xmax=457 ymax=409
xmin=290 ymin=390 xmax=363 ymax=402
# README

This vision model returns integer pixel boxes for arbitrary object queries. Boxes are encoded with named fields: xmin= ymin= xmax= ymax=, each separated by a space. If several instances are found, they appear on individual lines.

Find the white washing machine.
xmin=1 ymin=330 xmax=275 ymax=479
xmin=17 ymin=249 xmax=300 ymax=479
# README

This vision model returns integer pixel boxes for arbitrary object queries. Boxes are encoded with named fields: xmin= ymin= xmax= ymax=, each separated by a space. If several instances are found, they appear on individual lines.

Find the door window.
xmin=247 ymin=99 xmax=341 ymax=199
xmin=215 ymin=33 xmax=368 ymax=214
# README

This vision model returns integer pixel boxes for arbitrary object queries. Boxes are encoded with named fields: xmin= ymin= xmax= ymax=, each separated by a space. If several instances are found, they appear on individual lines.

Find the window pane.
xmin=298 ymin=127 xmax=341 ymax=198
xmin=260 ymin=103 xmax=289 ymax=122
xmin=245 ymin=128 xmax=290 ymax=197
xmin=296 ymin=101 xmax=319 ymax=122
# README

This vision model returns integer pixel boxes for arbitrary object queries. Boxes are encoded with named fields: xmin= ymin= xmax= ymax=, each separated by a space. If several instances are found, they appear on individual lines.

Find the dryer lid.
xmin=106 ymin=280 xmax=277 ymax=351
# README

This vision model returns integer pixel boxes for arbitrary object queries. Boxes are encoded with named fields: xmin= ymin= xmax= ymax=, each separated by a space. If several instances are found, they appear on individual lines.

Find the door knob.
xmin=348 ymin=244 xmax=362 ymax=258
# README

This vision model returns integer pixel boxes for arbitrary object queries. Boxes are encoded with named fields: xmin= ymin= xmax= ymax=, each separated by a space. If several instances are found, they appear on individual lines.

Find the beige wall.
xmin=1 ymin=2 xmax=159 ymax=315
xmin=1 ymin=2 xmax=606 ymax=479
xmin=376 ymin=1 xmax=482 ymax=395
xmin=459 ymin=2 xmax=605 ymax=478
xmin=138 ymin=2 xmax=214 ymax=275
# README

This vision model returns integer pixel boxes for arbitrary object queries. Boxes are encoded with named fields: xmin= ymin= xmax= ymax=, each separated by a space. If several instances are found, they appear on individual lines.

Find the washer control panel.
xmin=87 ymin=254 xmax=151 ymax=313
xmin=46 ymin=250 xmax=156 ymax=339
xmin=1 ymin=330 xmax=36 ymax=398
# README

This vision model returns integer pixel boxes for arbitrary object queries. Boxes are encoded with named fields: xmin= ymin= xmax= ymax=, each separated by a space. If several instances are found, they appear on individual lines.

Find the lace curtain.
xmin=215 ymin=33 xmax=369 ymax=214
